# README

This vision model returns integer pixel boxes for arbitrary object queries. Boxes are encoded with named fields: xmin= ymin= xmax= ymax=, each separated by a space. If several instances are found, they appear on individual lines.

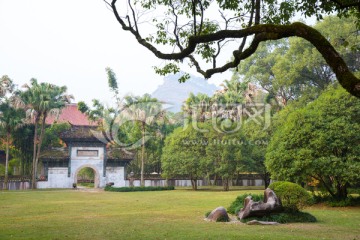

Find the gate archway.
xmin=74 ymin=164 xmax=100 ymax=188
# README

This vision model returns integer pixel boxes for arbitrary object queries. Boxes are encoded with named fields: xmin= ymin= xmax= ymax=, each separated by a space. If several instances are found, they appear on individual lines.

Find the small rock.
xmin=206 ymin=206 xmax=229 ymax=222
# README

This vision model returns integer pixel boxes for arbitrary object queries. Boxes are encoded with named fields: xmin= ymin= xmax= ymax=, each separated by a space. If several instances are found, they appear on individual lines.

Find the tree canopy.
xmin=105 ymin=0 xmax=360 ymax=97
xmin=237 ymin=15 xmax=360 ymax=105
xmin=266 ymin=84 xmax=360 ymax=199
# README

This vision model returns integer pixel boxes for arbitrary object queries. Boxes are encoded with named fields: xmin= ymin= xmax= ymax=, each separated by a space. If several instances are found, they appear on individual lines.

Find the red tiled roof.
xmin=46 ymin=104 xmax=97 ymax=126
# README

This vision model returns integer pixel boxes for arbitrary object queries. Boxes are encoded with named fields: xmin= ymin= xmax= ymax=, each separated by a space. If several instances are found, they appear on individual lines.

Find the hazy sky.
xmin=0 ymin=0 xmax=227 ymax=105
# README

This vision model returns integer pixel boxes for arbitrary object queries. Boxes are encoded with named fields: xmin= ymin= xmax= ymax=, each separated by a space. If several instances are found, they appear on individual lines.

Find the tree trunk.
xmin=223 ymin=178 xmax=229 ymax=191
xmin=264 ymin=172 xmax=270 ymax=189
xmin=335 ymin=182 xmax=349 ymax=200
xmin=207 ymin=173 xmax=212 ymax=186
xmin=31 ymin=118 xmax=39 ymax=189
xmin=235 ymin=172 xmax=240 ymax=186
xmin=213 ymin=174 xmax=217 ymax=186
xmin=191 ymin=179 xmax=198 ymax=190
xmin=34 ymin=115 xmax=47 ymax=187
xmin=140 ymin=123 xmax=145 ymax=187
xmin=4 ymin=132 xmax=10 ymax=190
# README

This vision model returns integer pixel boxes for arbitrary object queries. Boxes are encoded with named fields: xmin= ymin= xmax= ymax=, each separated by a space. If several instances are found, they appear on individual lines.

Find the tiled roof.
xmin=60 ymin=125 xmax=100 ymax=141
xmin=107 ymin=148 xmax=135 ymax=160
xmin=46 ymin=104 xmax=97 ymax=126
xmin=40 ymin=147 xmax=69 ymax=160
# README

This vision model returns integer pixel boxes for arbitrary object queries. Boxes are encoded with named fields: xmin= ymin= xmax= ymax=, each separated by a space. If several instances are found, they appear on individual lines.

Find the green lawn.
xmin=0 ymin=188 xmax=359 ymax=240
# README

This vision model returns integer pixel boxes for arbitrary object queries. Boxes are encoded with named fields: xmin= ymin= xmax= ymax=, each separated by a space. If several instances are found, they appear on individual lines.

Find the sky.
xmin=0 ymin=0 xmax=228 ymax=106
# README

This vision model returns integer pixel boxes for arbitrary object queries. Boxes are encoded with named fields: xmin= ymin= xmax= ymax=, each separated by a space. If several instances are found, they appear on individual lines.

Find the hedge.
xmin=104 ymin=186 xmax=175 ymax=192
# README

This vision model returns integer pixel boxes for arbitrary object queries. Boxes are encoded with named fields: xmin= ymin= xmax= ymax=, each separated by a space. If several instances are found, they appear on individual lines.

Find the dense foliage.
xmin=266 ymin=85 xmax=360 ymax=200
xmin=161 ymin=125 xmax=208 ymax=190
xmin=268 ymin=181 xmax=311 ymax=212
xmin=240 ymin=211 xmax=317 ymax=224
xmin=104 ymin=185 xmax=175 ymax=192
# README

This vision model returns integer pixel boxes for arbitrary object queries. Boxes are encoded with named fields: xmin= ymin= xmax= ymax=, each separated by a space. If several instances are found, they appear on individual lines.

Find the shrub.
xmin=268 ymin=181 xmax=311 ymax=212
xmin=348 ymin=188 xmax=360 ymax=195
xmin=104 ymin=186 xmax=175 ymax=192
xmin=240 ymin=211 xmax=317 ymax=223
xmin=227 ymin=193 xmax=264 ymax=215
xmin=311 ymin=191 xmax=360 ymax=207
xmin=204 ymin=211 xmax=211 ymax=218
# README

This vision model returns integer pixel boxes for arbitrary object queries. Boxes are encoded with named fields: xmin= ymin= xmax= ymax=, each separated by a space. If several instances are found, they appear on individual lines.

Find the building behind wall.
xmin=37 ymin=104 xmax=133 ymax=189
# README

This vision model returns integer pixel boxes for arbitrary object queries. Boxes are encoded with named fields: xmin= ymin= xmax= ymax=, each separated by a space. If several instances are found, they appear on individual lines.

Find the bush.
xmin=268 ymin=181 xmax=311 ymax=212
xmin=104 ymin=186 xmax=175 ymax=192
xmin=227 ymin=193 xmax=264 ymax=214
xmin=312 ymin=192 xmax=360 ymax=207
xmin=204 ymin=211 xmax=211 ymax=218
xmin=348 ymin=188 xmax=360 ymax=195
xmin=240 ymin=211 xmax=317 ymax=223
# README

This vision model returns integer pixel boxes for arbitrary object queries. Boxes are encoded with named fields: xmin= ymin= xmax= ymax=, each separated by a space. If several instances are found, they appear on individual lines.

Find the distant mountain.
xmin=152 ymin=73 xmax=219 ymax=112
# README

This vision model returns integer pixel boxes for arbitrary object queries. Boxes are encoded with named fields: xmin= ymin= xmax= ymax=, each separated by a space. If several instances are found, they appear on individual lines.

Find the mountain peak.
xmin=152 ymin=73 xmax=218 ymax=112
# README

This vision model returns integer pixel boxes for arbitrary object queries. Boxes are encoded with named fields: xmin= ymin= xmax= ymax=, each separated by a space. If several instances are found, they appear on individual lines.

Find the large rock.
xmin=206 ymin=206 xmax=230 ymax=222
xmin=238 ymin=188 xmax=283 ymax=220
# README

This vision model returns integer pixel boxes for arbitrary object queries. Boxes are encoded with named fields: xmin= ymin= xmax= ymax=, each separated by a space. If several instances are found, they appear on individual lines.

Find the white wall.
xmin=71 ymin=146 xmax=105 ymax=187
xmin=38 ymin=167 xmax=72 ymax=188
xmin=39 ymin=146 xmax=127 ymax=188
xmin=106 ymin=166 xmax=125 ymax=187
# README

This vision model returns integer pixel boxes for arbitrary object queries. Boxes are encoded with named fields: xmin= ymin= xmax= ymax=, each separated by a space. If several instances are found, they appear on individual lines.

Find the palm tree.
xmin=0 ymin=100 xmax=25 ymax=190
xmin=0 ymin=75 xmax=14 ymax=98
xmin=123 ymin=94 xmax=163 ymax=186
xmin=182 ymin=93 xmax=212 ymax=122
xmin=21 ymin=79 xmax=73 ymax=189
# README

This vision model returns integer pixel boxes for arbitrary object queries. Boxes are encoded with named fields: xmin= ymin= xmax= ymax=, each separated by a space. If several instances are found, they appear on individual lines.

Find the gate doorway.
xmin=74 ymin=165 xmax=100 ymax=188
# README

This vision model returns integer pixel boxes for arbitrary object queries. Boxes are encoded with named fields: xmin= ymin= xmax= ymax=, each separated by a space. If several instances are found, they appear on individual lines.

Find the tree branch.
xmin=110 ymin=0 xmax=360 ymax=97
xmin=330 ymin=0 xmax=360 ymax=9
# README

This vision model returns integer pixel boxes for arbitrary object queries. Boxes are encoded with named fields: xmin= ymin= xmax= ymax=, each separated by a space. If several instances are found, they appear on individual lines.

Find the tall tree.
xmin=0 ymin=76 xmax=25 ymax=189
xmin=105 ymin=0 xmax=360 ymax=98
xmin=0 ymin=100 xmax=25 ymax=189
xmin=204 ymin=123 xmax=244 ymax=191
xmin=123 ymin=94 xmax=163 ymax=186
xmin=21 ymin=79 xmax=73 ymax=189
xmin=161 ymin=125 xmax=208 ymax=190
xmin=266 ymin=84 xmax=360 ymax=200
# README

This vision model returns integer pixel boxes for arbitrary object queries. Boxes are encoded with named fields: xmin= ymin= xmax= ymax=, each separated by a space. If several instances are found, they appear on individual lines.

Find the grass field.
xmin=0 ymin=188 xmax=360 ymax=240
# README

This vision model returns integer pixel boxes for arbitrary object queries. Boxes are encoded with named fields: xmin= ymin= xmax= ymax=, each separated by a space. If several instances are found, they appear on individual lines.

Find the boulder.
xmin=238 ymin=188 xmax=283 ymax=220
xmin=206 ymin=206 xmax=230 ymax=222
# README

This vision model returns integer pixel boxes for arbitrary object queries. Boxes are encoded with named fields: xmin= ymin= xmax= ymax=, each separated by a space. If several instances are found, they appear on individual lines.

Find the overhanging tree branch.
xmin=108 ymin=0 xmax=360 ymax=98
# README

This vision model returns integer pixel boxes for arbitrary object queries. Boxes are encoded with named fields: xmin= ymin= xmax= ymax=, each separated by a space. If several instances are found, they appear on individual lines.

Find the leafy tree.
xmin=0 ymin=101 xmax=25 ymax=189
xmin=12 ymin=125 xmax=34 ymax=175
xmin=123 ymin=94 xmax=164 ymax=186
xmin=182 ymin=92 xmax=212 ymax=122
xmin=78 ymin=167 xmax=95 ymax=181
xmin=105 ymin=0 xmax=360 ymax=98
xmin=162 ymin=125 xmax=208 ymax=190
xmin=266 ymin=84 xmax=360 ymax=200
xmin=42 ymin=123 xmax=71 ymax=149
xmin=204 ymin=123 xmax=244 ymax=191
xmin=21 ymin=79 xmax=73 ymax=189
xmin=238 ymin=15 xmax=360 ymax=104
xmin=242 ymin=120 xmax=272 ymax=188
xmin=237 ymin=39 xmax=302 ymax=106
